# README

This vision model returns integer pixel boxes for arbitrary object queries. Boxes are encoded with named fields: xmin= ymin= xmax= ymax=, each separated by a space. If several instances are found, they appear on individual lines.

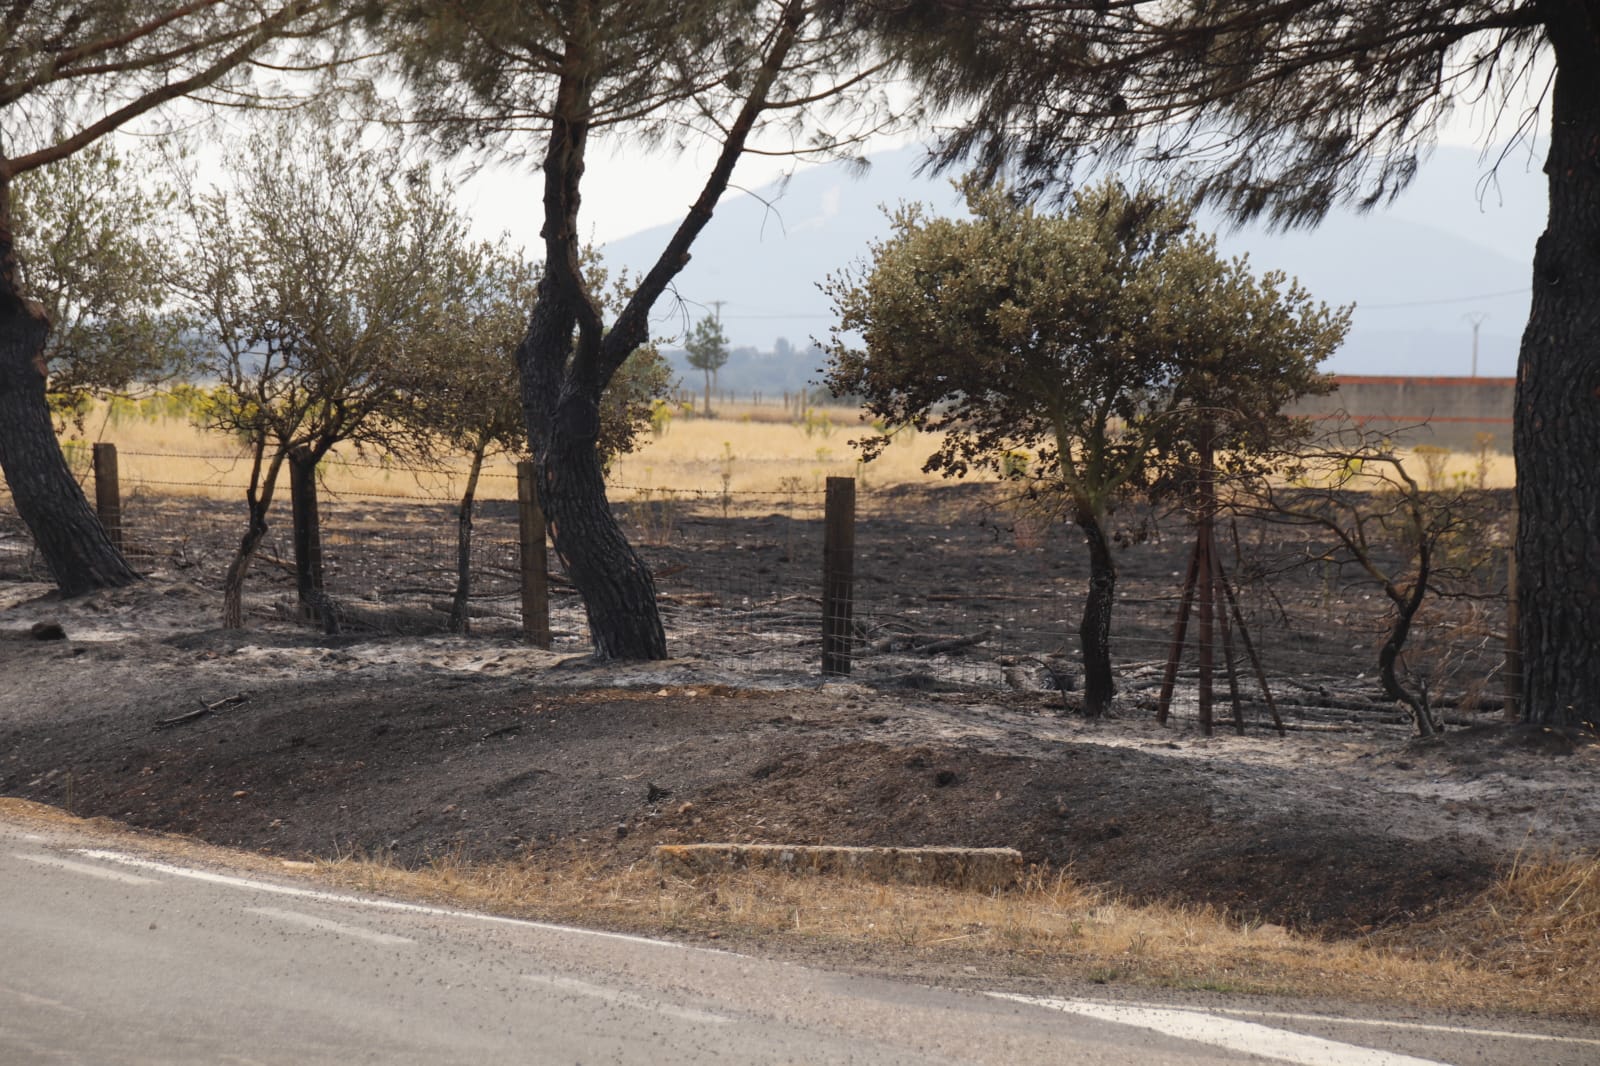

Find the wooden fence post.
xmin=822 ymin=476 xmax=856 ymax=676
xmin=91 ymin=443 xmax=123 ymax=552
xmin=288 ymin=449 xmax=325 ymax=623
xmin=518 ymin=460 xmax=551 ymax=648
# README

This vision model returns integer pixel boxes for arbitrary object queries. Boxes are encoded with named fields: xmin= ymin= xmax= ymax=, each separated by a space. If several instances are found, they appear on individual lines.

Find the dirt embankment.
xmin=3 ymin=575 xmax=1594 ymax=938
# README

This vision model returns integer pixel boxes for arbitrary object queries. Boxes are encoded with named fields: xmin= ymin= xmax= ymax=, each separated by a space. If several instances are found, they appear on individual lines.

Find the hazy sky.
xmin=459 ymin=78 xmax=1544 ymax=252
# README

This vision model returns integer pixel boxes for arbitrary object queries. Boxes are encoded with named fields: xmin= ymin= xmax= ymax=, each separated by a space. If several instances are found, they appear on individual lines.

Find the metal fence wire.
xmin=0 ymin=458 xmax=1514 ymax=726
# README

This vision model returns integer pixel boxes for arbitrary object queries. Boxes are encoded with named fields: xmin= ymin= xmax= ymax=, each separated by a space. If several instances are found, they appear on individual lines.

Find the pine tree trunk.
xmin=1075 ymin=503 xmax=1117 ymax=717
xmin=1516 ymin=14 xmax=1600 ymax=728
xmin=0 ymin=283 xmax=138 ymax=596
xmin=519 ymin=282 xmax=666 ymax=662
xmin=540 ymin=424 xmax=666 ymax=660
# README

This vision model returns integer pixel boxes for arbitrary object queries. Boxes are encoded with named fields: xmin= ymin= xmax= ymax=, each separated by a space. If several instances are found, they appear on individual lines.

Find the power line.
xmin=1361 ymin=286 xmax=1529 ymax=311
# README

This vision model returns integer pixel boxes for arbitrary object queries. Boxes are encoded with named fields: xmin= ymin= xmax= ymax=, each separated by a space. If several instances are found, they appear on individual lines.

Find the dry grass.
xmin=308 ymin=846 xmax=1597 ymax=1019
xmin=58 ymin=404 xmax=947 ymax=506
xmin=609 ymin=405 xmax=943 ymax=504
xmin=56 ymin=403 xmax=1514 ymax=510
xmin=1387 ymin=850 xmax=1600 ymax=1007
xmin=2 ymin=797 xmax=1593 ymax=1018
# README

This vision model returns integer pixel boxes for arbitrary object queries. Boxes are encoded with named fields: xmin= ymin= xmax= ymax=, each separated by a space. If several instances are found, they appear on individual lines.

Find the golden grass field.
xmin=56 ymin=399 xmax=1515 ymax=509
xmin=59 ymin=401 xmax=940 ymax=506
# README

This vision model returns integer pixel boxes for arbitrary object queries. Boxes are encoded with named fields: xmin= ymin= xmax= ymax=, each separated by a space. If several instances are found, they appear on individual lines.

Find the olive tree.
xmin=12 ymin=140 xmax=197 ymax=426
xmin=183 ymin=115 xmax=468 ymax=628
xmin=1232 ymin=424 xmax=1502 ymax=736
xmin=825 ymin=180 xmax=1346 ymax=715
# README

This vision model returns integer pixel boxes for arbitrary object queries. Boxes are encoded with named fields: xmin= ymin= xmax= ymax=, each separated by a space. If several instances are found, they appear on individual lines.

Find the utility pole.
xmin=708 ymin=300 xmax=728 ymax=405
xmin=1463 ymin=312 xmax=1488 ymax=378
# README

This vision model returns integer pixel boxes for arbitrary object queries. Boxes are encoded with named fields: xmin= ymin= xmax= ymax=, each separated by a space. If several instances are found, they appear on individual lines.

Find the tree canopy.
xmin=867 ymin=1 xmax=1551 ymax=226
xmin=826 ymin=179 xmax=1345 ymax=714
xmin=684 ymin=315 xmax=729 ymax=415
xmin=13 ymin=139 xmax=196 ymax=422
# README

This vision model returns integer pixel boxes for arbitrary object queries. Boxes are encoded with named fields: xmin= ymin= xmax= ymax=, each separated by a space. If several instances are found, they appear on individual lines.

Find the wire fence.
xmin=0 ymin=448 xmax=1515 ymax=727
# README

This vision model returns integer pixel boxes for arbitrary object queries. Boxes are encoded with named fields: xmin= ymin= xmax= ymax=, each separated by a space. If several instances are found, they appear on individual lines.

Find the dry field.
xmin=56 ymin=400 xmax=1515 ymax=508
xmin=60 ymin=401 xmax=943 ymax=506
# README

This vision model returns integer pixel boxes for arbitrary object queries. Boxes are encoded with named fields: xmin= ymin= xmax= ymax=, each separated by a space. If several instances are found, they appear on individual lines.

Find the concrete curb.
xmin=653 ymin=843 xmax=1023 ymax=892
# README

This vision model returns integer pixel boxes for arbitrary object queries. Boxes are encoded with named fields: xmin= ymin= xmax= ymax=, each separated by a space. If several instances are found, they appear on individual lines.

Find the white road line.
xmin=15 ymin=852 xmax=158 ymax=886
xmin=1186 ymin=1005 xmax=1600 ymax=1048
xmin=997 ymin=996 xmax=1600 ymax=1050
xmin=990 ymin=995 xmax=1448 ymax=1066
xmin=246 ymin=906 xmax=415 ymax=946
xmin=74 ymin=849 xmax=706 ymax=952
xmin=520 ymin=973 xmax=732 ymax=1027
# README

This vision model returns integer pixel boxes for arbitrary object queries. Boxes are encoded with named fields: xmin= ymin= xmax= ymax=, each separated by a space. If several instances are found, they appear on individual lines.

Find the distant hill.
xmin=603 ymin=143 xmax=1546 ymax=392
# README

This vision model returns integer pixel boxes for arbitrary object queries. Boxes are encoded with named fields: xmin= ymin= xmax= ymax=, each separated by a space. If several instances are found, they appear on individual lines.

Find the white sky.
xmin=456 ymin=119 xmax=924 ymax=252
xmin=454 ymin=67 xmax=1547 ymax=253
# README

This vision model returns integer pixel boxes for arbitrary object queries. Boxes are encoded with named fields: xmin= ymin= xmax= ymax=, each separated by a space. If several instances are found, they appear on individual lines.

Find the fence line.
xmin=0 ymin=448 xmax=1516 ymax=725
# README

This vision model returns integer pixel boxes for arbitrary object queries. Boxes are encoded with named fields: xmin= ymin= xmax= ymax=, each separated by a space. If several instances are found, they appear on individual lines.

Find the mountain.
xmin=602 ymin=143 xmax=1546 ymax=389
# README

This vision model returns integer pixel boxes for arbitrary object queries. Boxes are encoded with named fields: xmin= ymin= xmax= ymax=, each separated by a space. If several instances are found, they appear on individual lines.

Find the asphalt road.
xmin=1 ymin=818 xmax=1595 ymax=1065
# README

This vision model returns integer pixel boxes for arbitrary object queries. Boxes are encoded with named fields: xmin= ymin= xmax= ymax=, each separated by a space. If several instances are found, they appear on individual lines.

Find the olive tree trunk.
xmin=221 ymin=449 xmax=285 ymax=629
xmin=1074 ymin=502 xmax=1117 ymax=717
xmin=448 ymin=443 xmax=487 ymax=635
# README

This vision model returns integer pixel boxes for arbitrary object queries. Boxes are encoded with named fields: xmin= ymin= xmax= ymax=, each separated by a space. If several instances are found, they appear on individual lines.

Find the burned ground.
xmin=0 ymin=484 xmax=1590 ymax=939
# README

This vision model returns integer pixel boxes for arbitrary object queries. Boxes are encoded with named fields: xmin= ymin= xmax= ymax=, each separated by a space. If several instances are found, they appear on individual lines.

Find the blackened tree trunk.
xmin=287 ymin=447 xmax=325 ymax=622
xmin=519 ymin=281 xmax=666 ymax=660
xmin=1377 ymin=564 xmax=1437 ymax=737
xmin=0 ymin=191 xmax=138 ymax=596
xmin=222 ymin=448 xmax=285 ymax=630
xmin=449 ymin=442 xmax=487 ymax=635
xmin=1075 ymin=501 xmax=1117 ymax=717
xmin=1516 ymin=12 xmax=1600 ymax=729
xmin=542 ymin=414 xmax=666 ymax=659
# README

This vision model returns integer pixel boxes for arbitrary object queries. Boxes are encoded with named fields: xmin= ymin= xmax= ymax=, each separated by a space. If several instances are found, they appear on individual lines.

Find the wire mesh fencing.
xmin=1 ymin=450 xmax=1516 ymax=728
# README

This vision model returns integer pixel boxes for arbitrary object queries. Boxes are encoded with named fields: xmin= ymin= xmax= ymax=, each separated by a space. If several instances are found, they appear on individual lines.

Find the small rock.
xmin=30 ymin=621 xmax=66 ymax=641
xmin=232 ymin=790 xmax=249 ymax=799
xmin=615 ymin=823 xmax=630 ymax=838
